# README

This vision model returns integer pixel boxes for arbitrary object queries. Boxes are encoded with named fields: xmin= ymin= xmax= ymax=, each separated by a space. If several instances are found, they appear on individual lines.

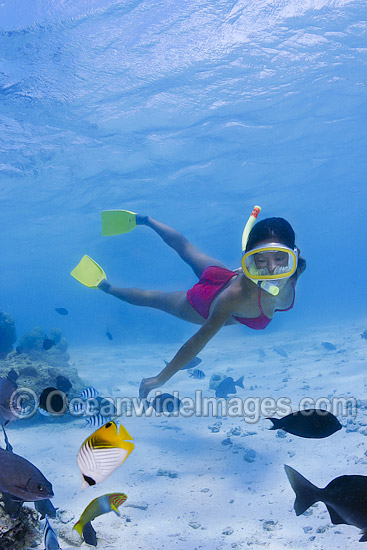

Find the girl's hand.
xmin=139 ymin=376 xmax=161 ymax=399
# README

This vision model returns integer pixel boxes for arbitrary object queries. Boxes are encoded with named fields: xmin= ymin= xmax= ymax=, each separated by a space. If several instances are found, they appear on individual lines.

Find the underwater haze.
xmin=1 ymin=0 xmax=366 ymax=344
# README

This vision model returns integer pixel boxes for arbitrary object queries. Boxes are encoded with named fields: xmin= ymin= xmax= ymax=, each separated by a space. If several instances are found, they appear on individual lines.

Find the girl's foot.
xmin=135 ymin=214 xmax=149 ymax=225
xmin=98 ymin=279 xmax=111 ymax=293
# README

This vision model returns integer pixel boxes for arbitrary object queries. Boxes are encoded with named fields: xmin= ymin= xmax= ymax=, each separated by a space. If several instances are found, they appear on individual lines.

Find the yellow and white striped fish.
xmin=77 ymin=421 xmax=134 ymax=489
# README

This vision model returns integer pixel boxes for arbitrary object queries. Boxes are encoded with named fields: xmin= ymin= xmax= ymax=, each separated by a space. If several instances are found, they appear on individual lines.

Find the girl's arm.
xmin=139 ymin=290 xmax=238 ymax=398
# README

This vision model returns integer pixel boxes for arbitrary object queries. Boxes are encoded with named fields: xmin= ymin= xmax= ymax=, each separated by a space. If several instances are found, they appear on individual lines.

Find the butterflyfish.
xmin=77 ymin=421 xmax=134 ymax=489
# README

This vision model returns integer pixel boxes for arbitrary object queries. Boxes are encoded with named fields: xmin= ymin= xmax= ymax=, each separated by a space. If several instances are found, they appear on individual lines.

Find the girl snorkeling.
xmin=87 ymin=206 xmax=306 ymax=399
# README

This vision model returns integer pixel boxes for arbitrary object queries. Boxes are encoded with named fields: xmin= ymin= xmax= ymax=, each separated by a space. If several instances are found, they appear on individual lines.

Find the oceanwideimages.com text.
xmin=10 ymin=388 xmax=358 ymax=424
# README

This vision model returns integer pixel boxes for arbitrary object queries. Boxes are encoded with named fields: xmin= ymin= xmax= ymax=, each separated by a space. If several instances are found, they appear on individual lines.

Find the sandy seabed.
xmin=5 ymin=318 xmax=367 ymax=550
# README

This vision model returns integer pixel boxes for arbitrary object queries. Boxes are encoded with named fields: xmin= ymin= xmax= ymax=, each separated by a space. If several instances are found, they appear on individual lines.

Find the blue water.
xmin=1 ymin=0 xmax=366 ymax=348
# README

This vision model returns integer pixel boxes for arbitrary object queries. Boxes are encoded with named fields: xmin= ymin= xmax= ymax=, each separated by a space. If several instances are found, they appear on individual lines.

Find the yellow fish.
xmin=73 ymin=493 xmax=127 ymax=538
xmin=77 ymin=421 xmax=134 ymax=489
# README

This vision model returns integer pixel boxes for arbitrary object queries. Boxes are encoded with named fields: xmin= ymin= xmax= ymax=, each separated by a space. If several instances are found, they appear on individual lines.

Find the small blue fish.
xmin=189 ymin=369 xmax=205 ymax=379
xmin=273 ymin=346 xmax=288 ymax=358
xmin=80 ymin=387 xmax=100 ymax=399
xmin=164 ymin=356 xmax=202 ymax=371
xmin=55 ymin=308 xmax=68 ymax=316
xmin=106 ymin=331 xmax=113 ymax=341
xmin=84 ymin=413 xmax=112 ymax=428
xmin=361 ymin=330 xmax=367 ymax=340
xmin=258 ymin=349 xmax=266 ymax=360
xmin=322 ymin=341 xmax=336 ymax=351
xmin=215 ymin=376 xmax=244 ymax=399
xmin=150 ymin=393 xmax=182 ymax=414
xmin=44 ymin=515 xmax=61 ymax=549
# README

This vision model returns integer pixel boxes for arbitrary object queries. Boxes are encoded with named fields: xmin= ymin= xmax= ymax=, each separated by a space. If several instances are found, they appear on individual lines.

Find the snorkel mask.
xmin=241 ymin=206 xmax=299 ymax=296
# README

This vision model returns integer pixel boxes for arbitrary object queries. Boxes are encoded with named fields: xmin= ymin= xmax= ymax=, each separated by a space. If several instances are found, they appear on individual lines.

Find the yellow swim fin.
xmin=70 ymin=255 xmax=106 ymax=288
xmin=101 ymin=210 xmax=137 ymax=236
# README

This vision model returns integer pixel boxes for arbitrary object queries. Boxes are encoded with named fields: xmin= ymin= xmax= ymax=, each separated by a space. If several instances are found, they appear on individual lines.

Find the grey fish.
xmin=55 ymin=307 xmax=68 ymax=315
xmin=215 ymin=376 xmax=244 ymax=399
xmin=285 ymin=465 xmax=367 ymax=542
xmin=322 ymin=341 xmax=336 ymax=350
xmin=44 ymin=515 xmax=61 ymax=549
xmin=273 ymin=346 xmax=288 ymax=358
xmin=189 ymin=369 xmax=205 ymax=379
xmin=164 ymin=356 xmax=202 ymax=371
xmin=0 ymin=448 xmax=53 ymax=502
xmin=35 ymin=498 xmax=57 ymax=519
xmin=267 ymin=409 xmax=342 ymax=439
xmin=361 ymin=330 xmax=367 ymax=340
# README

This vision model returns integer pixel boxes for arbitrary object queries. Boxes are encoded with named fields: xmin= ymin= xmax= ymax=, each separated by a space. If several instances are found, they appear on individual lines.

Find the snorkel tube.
xmin=241 ymin=205 xmax=280 ymax=296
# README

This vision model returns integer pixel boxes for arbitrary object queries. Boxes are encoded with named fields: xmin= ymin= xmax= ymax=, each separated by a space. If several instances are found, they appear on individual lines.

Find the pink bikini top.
xmin=186 ymin=266 xmax=296 ymax=331
xmin=233 ymin=281 xmax=295 ymax=330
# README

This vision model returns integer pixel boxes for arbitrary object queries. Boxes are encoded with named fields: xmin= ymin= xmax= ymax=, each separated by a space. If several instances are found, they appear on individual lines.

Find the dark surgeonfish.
xmin=150 ymin=393 xmax=182 ymax=414
xmin=267 ymin=409 xmax=342 ymax=439
xmin=215 ymin=376 xmax=244 ymax=399
xmin=55 ymin=307 xmax=68 ymax=315
xmin=106 ymin=331 xmax=113 ymax=341
xmin=285 ymin=465 xmax=367 ymax=542
xmin=39 ymin=387 xmax=66 ymax=415
xmin=43 ymin=338 xmax=56 ymax=350
xmin=83 ymin=522 xmax=97 ymax=546
xmin=7 ymin=369 xmax=18 ymax=384
xmin=35 ymin=498 xmax=57 ymax=519
xmin=0 ymin=448 xmax=53 ymax=517
xmin=56 ymin=375 xmax=72 ymax=393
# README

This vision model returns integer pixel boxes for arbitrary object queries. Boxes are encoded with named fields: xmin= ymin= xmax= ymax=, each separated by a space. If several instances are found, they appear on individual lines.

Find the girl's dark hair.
xmin=245 ymin=217 xmax=295 ymax=252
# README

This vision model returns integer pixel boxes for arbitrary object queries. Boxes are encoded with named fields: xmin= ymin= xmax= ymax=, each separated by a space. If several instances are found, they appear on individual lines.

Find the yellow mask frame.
xmin=241 ymin=243 xmax=298 ymax=280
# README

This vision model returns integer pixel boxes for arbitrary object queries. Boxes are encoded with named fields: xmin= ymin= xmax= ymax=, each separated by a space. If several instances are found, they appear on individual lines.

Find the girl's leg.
xmin=99 ymin=282 xmax=201 ymax=323
xmin=137 ymin=215 xmax=227 ymax=278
